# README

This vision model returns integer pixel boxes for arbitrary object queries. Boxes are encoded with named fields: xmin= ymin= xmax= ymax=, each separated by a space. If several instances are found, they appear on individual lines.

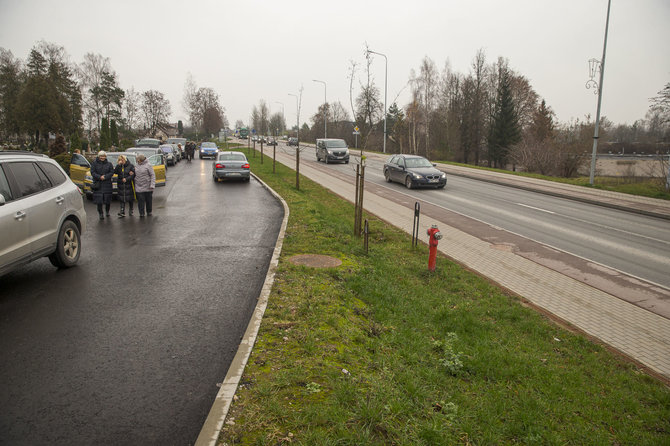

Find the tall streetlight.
xmin=366 ymin=48 xmax=387 ymax=154
xmin=586 ymin=0 xmax=612 ymax=186
xmin=274 ymin=101 xmax=284 ymax=135
xmin=312 ymin=79 xmax=327 ymax=138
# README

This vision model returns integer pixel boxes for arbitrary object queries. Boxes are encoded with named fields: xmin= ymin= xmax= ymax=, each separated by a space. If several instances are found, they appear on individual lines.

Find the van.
xmin=315 ymin=138 xmax=350 ymax=164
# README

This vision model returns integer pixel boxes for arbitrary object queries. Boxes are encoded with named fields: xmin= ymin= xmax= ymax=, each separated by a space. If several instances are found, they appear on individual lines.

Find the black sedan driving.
xmin=383 ymin=154 xmax=447 ymax=189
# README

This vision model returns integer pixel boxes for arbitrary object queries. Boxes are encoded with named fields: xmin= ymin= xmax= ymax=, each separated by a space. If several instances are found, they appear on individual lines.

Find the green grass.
xmin=217 ymin=154 xmax=670 ymax=445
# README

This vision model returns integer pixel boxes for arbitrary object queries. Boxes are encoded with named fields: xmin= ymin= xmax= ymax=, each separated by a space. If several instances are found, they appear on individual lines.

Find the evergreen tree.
xmin=488 ymin=68 xmax=521 ymax=168
xmin=110 ymin=119 xmax=119 ymax=147
xmin=100 ymin=117 xmax=110 ymax=149
xmin=531 ymin=99 xmax=554 ymax=142
xmin=70 ymin=131 xmax=81 ymax=152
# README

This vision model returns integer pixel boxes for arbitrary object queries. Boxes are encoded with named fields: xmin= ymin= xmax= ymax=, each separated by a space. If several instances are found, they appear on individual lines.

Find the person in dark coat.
xmin=113 ymin=154 xmax=135 ymax=217
xmin=91 ymin=150 xmax=115 ymax=219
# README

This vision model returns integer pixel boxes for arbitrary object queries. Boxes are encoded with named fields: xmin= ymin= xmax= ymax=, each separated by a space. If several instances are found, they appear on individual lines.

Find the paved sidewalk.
xmin=268 ymin=147 xmax=670 ymax=381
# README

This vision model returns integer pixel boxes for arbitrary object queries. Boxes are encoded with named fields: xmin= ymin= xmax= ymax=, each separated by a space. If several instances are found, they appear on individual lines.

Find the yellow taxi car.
xmin=69 ymin=151 xmax=166 ymax=199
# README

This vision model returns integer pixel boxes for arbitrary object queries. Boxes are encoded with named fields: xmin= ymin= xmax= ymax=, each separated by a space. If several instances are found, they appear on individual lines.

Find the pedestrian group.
xmin=91 ymin=150 xmax=155 ymax=220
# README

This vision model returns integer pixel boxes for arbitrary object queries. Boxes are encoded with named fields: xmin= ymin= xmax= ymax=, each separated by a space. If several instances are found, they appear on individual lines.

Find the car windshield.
xmin=326 ymin=140 xmax=347 ymax=149
xmin=159 ymin=146 xmax=173 ymax=153
xmin=147 ymin=155 xmax=163 ymax=166
xmin=129 ymin=149 xmax=157 ymax=157
xmin=405 ymin=157 xmax=434 ymax=168
xmin=136 ymin=139 xmax=160 ymax=148
xmin=202 ymin=142 xmax=217 ymax=148
xmin=218 ymin=153 xmax=247 ymax=161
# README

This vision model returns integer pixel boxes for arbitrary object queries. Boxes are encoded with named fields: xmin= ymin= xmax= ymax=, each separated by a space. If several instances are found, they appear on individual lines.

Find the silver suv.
xmin=0 ymin=151 xmax=87 ymax=275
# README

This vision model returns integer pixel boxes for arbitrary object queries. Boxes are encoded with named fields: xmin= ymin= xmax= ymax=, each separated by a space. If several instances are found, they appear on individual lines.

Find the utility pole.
xmin=586 ymin=0 xmax=612 ymax=185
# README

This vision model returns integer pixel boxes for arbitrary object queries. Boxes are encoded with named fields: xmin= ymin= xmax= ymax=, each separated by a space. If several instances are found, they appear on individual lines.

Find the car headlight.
xmin=441 ymin=173 xmax=446 ymax=178
xmin=412 ymin=173 xmax=423 ymax=179
xmin=327 ymin=150 xmax=333 ymax=155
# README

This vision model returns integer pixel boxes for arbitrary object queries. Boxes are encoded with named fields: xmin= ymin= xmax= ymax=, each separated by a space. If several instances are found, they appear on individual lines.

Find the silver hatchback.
xmin=212 ymin=151 xmax=250 ymax=182
xmin=0 ymin=151 xmax=87 ymax=275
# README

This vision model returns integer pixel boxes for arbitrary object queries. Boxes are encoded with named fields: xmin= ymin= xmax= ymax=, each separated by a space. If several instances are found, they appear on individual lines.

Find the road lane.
xmin=0 ymin=157 xmax=284 ymax=445
xmin=272 ymin=143 xmax=670 ymax=290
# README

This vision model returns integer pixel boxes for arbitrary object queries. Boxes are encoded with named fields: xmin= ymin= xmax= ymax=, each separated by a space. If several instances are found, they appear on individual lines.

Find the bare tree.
xmin=77 ymin=53 xmax=113 ymax=133
xmin=123 ymin=87 xmax=140 ymax=132
xmin=141 ymin=90 xmax=170 ymax=136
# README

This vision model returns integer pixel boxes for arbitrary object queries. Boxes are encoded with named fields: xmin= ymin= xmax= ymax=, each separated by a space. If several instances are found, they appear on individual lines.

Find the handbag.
xmin=91 ymin=180 xmax=100 ymax=191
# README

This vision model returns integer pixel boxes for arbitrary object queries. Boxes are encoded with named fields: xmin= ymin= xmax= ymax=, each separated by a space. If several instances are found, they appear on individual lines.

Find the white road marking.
xmin=516 ymin=203 xmax=555 ymax=214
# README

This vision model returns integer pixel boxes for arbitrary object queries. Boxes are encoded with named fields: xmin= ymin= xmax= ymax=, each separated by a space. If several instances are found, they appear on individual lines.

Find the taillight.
xmin=242 ymin=163 xmax=250 ymax=169
xmin=215 ymin=163 xmax=225 ymax=168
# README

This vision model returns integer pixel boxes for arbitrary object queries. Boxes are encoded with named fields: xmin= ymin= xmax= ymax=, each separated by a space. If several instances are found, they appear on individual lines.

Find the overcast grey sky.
xmin=1 ymin=0 xmax=668 ymax=129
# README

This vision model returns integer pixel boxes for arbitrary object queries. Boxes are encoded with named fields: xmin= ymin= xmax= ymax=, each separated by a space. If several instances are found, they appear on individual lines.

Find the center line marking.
xmin=516 ymin=203 xmax=555 ymax=214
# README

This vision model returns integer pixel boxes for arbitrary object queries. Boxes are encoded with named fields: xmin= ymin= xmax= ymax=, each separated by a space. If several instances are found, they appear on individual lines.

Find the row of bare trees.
xmin=345 ymin=48 xmax=669 ymax=177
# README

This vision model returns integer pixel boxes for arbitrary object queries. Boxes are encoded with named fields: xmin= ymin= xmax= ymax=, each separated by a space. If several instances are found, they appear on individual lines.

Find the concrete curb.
xmin=194 ymin=173 xmax=289 ymax=446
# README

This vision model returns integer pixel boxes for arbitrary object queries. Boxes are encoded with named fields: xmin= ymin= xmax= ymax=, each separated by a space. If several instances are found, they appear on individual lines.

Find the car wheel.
xmin=405 ymin=176 xmax=413 ymax=189
xmin=48 ymin=220 xmax=81 ymax=268
xmin=384 ymin=170 xmax=391 ymax=183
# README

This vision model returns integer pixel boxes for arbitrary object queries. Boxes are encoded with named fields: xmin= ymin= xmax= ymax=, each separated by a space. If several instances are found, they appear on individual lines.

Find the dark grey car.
xmin=383 ymin=154 xmax=447 ymax=189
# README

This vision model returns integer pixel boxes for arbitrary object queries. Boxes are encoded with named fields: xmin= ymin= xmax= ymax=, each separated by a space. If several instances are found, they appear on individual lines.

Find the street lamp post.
xmin=366 ymin=49 xmax=387 ymax=154
xmin=312 ymin=79 xmax=327 ymax=138
xmin=274 ymin=101 xmax=284 ymax=135
xmin=586 ymin=0 xmax=612 ymax=186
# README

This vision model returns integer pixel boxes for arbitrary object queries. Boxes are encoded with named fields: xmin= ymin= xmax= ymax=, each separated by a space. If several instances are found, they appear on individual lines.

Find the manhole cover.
xmin=288 ymin=254 xmax=342 ymax=268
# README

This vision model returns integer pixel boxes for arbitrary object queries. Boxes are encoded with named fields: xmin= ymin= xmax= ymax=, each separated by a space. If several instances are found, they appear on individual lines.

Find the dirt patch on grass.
xmin=288 ymin=254 xmax=342 ymax=268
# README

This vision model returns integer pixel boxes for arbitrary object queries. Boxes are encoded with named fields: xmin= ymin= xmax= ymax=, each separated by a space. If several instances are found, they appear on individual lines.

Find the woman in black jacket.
xmin=114 ymin=154 xmax=135 ymax=217
xmin=91 ymin=151 xmax=115 ymax=219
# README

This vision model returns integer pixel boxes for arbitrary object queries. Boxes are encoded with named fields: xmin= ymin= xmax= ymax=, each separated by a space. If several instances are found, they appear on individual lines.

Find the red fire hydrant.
xmin=427 ymin=224 xmax=442 ymax=272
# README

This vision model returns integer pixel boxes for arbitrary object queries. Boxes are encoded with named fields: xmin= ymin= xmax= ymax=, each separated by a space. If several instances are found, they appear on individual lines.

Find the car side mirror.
xmin=432 ymin=163 xmax=437 ymax=167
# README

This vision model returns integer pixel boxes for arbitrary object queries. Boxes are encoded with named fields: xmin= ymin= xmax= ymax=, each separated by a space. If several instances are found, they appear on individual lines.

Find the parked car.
xmin=199 ymin=142 xmax=219 ymax=159
xmin=126 ymin=147 xmax=168 ymax=169
xmin=383 ymin=154 xmax=447 ymax=189
xmin=287 ymin=137 xmax=298 ymax=146
xmin=212 ymin=151 xmax=250 ymax=182
xmin=135 ymin=138 xmax=161 ymax=148
xmin=0 ymin=151 xmax=86 ymax=275
xmin=316 ymin=138 xmax=350 ymax=164
xmin=267 ymin=138 xmax=278 ymax=146
xmin=71 ymin=151 xmax=167 ymax=198
xmin=159 ymin=144 xmax=177 ymax=166
xmin=170 ymin=143 xmax=183 ymax=161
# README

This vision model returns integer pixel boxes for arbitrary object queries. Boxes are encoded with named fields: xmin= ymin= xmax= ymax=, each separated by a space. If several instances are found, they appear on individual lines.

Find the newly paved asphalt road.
xmin=0 ymin=157 xmax=284 ymax=445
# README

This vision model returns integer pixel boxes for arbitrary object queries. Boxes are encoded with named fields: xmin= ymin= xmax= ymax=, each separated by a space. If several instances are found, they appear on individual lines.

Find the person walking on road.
xmin=134 ymin=154 xmax=156 ymax=217
xmin=114 ymin=154 xmax=135 ymax=217
xmin=91 ymin=150 xmax=114 ymax=219
xmin=185 ymin=141 xmax=195 ymax=162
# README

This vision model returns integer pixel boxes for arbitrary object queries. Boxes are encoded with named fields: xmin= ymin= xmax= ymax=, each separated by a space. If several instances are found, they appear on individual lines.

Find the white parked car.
xmin=0 ymin=151 xmax=87 ymax=275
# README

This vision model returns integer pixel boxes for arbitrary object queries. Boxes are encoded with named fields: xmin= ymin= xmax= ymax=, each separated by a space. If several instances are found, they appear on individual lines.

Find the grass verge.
xmin=217 ymin=154 xmax=670 ymax=445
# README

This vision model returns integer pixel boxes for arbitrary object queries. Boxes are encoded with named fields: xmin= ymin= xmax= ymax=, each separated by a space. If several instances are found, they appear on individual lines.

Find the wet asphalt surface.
xmin=0 ymin=157 xmax=284 ymax=445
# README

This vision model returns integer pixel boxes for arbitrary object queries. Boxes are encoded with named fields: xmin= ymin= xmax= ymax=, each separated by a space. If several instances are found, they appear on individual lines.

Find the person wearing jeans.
xmin=133 ymin=154 xmax=156 ymax=217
